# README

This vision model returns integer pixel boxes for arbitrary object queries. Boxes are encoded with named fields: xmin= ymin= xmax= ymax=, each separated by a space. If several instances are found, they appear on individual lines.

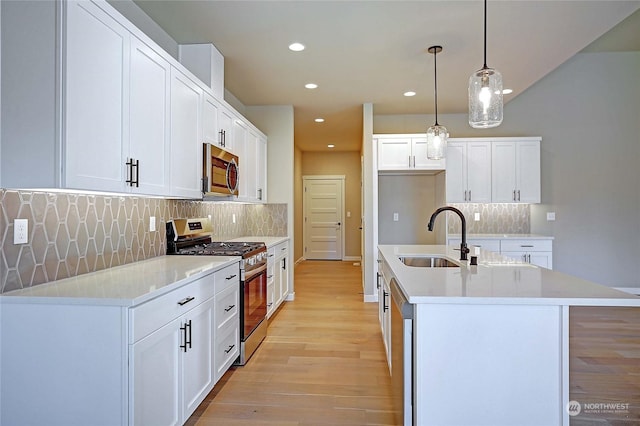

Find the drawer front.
xmin=215 ymin=318 xmax=239 ymax=381
xmin=214 ymin=262 xmax=240 ymax=294
xmin=130 ymin=273 xmax=215 ymax=343
xmin=501 ymin=239 xmax=552 ymax=252
xmin=215 ymin=284 xmax=239 ymax=330
xmin=274 ymin=241 xmax=288 ymax=256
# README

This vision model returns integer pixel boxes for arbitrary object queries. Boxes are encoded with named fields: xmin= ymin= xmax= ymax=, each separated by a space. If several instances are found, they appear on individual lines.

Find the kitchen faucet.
xmin=427 ymin=206 xmax=470 ymax=261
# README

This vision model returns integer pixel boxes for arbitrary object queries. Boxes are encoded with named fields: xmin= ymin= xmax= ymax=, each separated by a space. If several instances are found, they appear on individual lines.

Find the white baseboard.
xmin=363 ymin=294 xmax=378 ymax=303
xmin=285 ymin=292 xmax=295 ymax=301
xmin=343 ymin=256 xmax=362 ymax=262
xmin=614 ymin=287 xmax=640 ymax=296
xmin=294 ymin=257 xmax=304 ymax=266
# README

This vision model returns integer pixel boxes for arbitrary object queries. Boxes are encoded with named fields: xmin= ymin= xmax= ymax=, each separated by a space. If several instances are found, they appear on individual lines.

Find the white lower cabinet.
xmin=266 ymin=240 xmax=289 ymax=318
xmin=0 ymin=261 xmax=240 ymax=426
xmin=501 ymin=239 xmax=553 ymax=269
xmin=378 ymin=256 xmax=392 ymax=371
xmin=447 ymin=236 xmax=553 ymax=269
xmin=131 ymin=297 xmax=214 ymax=426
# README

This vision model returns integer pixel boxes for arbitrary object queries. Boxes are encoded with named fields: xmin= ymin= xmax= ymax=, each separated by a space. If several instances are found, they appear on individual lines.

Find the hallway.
xmin=187 ymin=260 xmax=395 ymax=425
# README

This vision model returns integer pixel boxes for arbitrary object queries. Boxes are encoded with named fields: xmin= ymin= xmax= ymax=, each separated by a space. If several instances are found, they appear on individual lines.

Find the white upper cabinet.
xmin=202 ymin=94 xmax=221 ymax=147
xmin=128 ymin=36 xmax=171 ymax=195
xmin=257 ymin=134 xmax=268 ymax=202
xmin=445 ymin=139 xmax=492 ymax=203
xmin=2 ymin=0 xmax=267 ymax=199
xmin=492 ymin=138 xmax=541 ymax=203
xmin=169 ymin=68 xmax=203 ymax=198
xmin=64 ymin=0 xmax=129 ymax=192
xmin=376 ymin=135 xmax=445 ymax=171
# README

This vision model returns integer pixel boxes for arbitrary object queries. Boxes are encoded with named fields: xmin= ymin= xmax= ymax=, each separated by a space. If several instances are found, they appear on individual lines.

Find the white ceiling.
xmin=132 ymin=1 xmax=640 ymax=151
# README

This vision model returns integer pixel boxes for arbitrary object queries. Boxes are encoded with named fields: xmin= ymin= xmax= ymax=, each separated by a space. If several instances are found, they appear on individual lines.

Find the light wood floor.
xmin=187 ymin=260 xmax=395 ymax=425
xmin=187 ymin=261 xmax=639 ymax=425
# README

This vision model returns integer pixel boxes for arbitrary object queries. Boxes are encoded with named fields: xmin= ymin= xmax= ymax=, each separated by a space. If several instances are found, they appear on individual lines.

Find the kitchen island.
xmin=378 ymin=245 xmax=640 ymax=426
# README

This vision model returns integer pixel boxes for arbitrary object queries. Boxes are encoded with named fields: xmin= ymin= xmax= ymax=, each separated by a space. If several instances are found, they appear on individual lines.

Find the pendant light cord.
xmin=434 ymin=49 xmax=439 ymax=126
xmin=483 ymin=0 xmax=488 ymax=69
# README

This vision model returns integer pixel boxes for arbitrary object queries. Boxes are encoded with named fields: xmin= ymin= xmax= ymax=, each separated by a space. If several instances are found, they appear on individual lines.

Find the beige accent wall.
xmin=294 ymin=147 xmax=304 ymax=262
xmin=301 ymin=151 xmax=362 ymax=259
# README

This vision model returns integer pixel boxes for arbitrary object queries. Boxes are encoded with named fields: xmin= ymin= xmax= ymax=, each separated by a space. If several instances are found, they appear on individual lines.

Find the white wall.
xmin=375 ymin=51 xmax=640 ymax=289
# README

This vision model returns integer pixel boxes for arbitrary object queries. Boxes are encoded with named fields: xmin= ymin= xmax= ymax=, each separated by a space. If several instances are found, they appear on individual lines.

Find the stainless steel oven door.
xmin=241 ymin=263 xmax=267 ymax=340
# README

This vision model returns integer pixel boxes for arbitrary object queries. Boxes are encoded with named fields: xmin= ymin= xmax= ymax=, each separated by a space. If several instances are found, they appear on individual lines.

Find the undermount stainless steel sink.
xmin=398 ymin=256 xmax=459 ymax=268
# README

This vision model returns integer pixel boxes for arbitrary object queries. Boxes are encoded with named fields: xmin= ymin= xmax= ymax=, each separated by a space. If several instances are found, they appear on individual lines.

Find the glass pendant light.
xmin=426 ymin=45 xmax=448 ymax=160
xmin=469 ymin=0 xmax=503 ymax=128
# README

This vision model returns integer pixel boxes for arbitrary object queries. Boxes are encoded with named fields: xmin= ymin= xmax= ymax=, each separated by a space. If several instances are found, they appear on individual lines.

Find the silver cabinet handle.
xmin=520 ymin=245 xmax=534 ymax=248
xmin=513 ymin=190 xmax=516 ymax=201
xmin=517 ymin=190 xmax=521 ymax=201
xmin=464 ymin=190 xmax=467 ymax=201
xmin=408 ymin=156 xmax=411 ymax=167
xmin=468 ymin=190 xmax=471 ymax=201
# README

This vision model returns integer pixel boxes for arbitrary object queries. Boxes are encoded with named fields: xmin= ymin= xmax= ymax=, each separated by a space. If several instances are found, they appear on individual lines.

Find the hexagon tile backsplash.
xmin=0 ymin=189 xmax=287 ymax=293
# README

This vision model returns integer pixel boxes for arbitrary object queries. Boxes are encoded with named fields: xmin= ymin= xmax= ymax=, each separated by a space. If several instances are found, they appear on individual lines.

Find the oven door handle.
xmin=244 ymin=263 xmax=267 ymax=281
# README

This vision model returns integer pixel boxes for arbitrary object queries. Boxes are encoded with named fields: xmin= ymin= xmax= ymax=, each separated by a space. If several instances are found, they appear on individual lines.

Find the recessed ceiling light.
xmin=404 ymin=91 xmax=416 ymax=97
xmin=315 ymin=118 xmax=325 ymax=123
xmin=327 ymin=144 xmax=335 ymax=148
xmin=502 ymin=88 xmax=513 ymax=95
xmin=289 ymin=42 xmax=305 ymax=52
xmin=305 ymin=83 xmax=318 ymax=89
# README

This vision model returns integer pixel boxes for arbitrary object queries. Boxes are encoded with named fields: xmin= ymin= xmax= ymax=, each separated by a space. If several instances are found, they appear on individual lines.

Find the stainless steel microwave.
xmin=202 ymin=144 xmax=239 ymax=196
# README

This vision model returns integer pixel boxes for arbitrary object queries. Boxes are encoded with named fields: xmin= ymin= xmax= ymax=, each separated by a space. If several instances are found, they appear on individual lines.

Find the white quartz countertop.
xmin=379 ymin=245 xmax=640 ymax=306
xmin=227 ymin=236 xmax=289 ymax=247
xmin=448 ymin=233 xmax=554 ymax=240
xmin=0 ymin=256 xmax=239 ymax=307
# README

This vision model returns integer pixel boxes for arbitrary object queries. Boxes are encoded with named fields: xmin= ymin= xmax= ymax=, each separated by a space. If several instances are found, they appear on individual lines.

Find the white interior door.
xmin=303 ymin=176 xmax=344 ymax=260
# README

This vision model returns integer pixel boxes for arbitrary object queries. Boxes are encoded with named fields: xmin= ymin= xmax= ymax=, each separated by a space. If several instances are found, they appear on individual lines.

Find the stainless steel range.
xmin=166 ymin=218 xmax=267 ymax=365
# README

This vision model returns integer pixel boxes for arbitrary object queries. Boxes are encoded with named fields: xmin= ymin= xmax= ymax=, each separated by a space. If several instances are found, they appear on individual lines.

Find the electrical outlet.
xmin=547 ymin=212 xmax=556 ymax=221
xmin=14 ymin=219 xmax=28 ymax=244
xmin=232 ymin=213 xmax=236 ymax=224
xmin=347 ymin=211 xmax=351 ymax=218
xmin=393 ymin=213 xmax=399 ymax=222
xmin=474 ymin=212 xmax=480 ymax=221
xmin=149 ymin=216 xmax=156 ymax=232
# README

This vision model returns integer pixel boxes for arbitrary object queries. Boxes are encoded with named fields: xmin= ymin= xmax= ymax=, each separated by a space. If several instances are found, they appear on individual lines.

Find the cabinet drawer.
xmin=214 ymin=318 xmax=239 ymax=381
xmin=274 ymin=241 xmax=288 ymax=256
xmin=214 ymin=263 xmax=240 ymax=294
xmin=215 ymin=284 xmax=239 ymax=330
xmin=501 ymin=239 xmax=552 ymax=252
xmin=130 ymin=273 xmax=215 ymax=343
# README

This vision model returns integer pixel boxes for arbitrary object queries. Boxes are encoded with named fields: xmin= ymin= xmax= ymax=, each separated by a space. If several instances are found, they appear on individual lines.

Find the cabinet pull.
xmin=267 ymin=254 xmax=274 ymax=258
xmin=224 ymin=304 xmax=235 ymax=312
xmin=383 ymin=291 xmax=389 ymax=312
xmin=125 ymin=158 xmax=140 ymax=187
xmin=267 ymin=274 xmax=274 ymax=279
xmin=463 ymin=190 xmax=467 ymax=201
xmin=224 ymin=344 xmax=235 ymax=354
xmin=282 ymin=258 xmax=286 ymax=270
xmin=267 ymin=302 xmax=273 ymax=307
xmin=376 ymin=272 xmax=381 ymax=290
xmin=257 ymin=188 xmax=262 ymax=200
xmin=408 ymin=156 xmax=411 ymax=167
xmin=186 ymin=320 xmax=192 ymax=350
xmin=513 ymin=190 xmax=516 ymax=201
xmin=180 ymin=323 xmax=188 ymax=352
xmin=177 ymin=296 xmax=195 ymax=306
xmin=517 ymin=190 xmax=521 ymax=201
xmin=468 ymin=190 xmax=471 ymax=201
xmin=225 ymin=274 xmax=237 ymax=280
xmin=520 ymin=245 xmax=534 ymax=248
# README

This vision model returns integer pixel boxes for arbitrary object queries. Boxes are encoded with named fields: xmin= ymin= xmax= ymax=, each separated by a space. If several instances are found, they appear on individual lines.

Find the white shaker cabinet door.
xmin=465 ymin=141 xmax=492 ymax=203
xmin=131 ymin=317 xmax=182 ymax=426
xmin=182 ymin=298 xmax=215 ymax=422
xmin=516 ymin=141 xmax=541 ymax=203
xmin=257 ymin=135 xmax=268 ymax=201
xmin=129 ymin=36 xmax=171 ymax=195
xmin=170 ymin=68 xmax=203 ymax=198
xmin=378 ymin=138 xmax=412 ymax=169
xmin=445 ymin=142 xmax=466 ymax=202
xmin=202 ymin=94 xmax=220 ymax=147
xmin=65 ymin=0 xmax=128 ymax=192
